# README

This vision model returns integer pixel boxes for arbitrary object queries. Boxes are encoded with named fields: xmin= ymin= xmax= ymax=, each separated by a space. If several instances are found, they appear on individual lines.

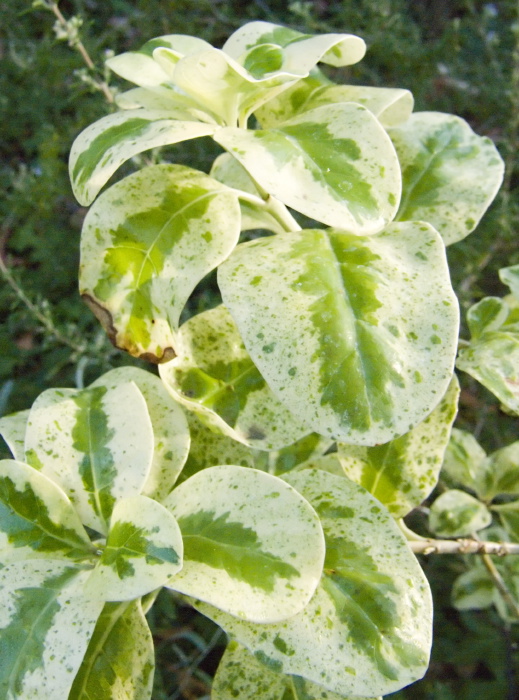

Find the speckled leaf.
xmin=338 ymin=376 xmax=459 ymax=518
xmin=195 ymin=470 xmax=432 ymax=697
xmin=87 ymin=495 xmax=183 ymax=601
xmin=218 ymin=223 xmax=459 ymax=445
xmin=70 ymin=110 xmax=218 ymax=206
xmin=159 ymin=305 xmax=310 ymax=451
xmin=91 ymin=367 xmax=190 ymax=501
xmin=253 ymin=432 xmax=334 ymax=476
xmin=451 ymin=566 xmax=494 ymax=611
xmin=80 ymin=164 xmax=241 ymax=362
xmin=0 ymin=561 xmax=104 ymax=699
xmin=429 ymin=489 xmax=492 ymax=537
xmin=69 ymin=599 xmax=154 ymax=700
xmin=0 ymin=459 xmax=95 ymax=562
xmin=24 ymin=382 xmax=154 ymax=534
xmin=210 ymin=153 xmax=289 ymax=234
xmin=389 ymin=112 xmax=504 ymax=245
xmin=177 ymin=411 xmax=258 ymax=486
xmin=223 ymin=22 xmax=366 ymax=71
xmin=215 ymin=103 xmax=401 ymax=233
xmin=256 ymin=77 xmax=413 ymax=129
xmin=163 ymin=465 xmax=325 ymax=623
xmin=213 ymin=641 xmax=380 ymax=700
xmin=457 ymin=295 xmax=519 ymax=415
xmin=441 ymin=428 xmax=488 ymax=496
xmin=479 ymin=441 xmax=519 ymax=500
xmin=0 ymin=409 xmax=29 ymax=461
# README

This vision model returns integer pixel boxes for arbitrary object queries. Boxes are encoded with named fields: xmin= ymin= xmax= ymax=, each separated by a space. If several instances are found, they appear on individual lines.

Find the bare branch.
xmin=409 ymin=538 xmax=519 ymax=556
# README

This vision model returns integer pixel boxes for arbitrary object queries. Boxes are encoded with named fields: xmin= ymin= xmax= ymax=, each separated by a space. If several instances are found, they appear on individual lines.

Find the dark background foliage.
xmin=1 ymin=1 xmax=519 ymax=697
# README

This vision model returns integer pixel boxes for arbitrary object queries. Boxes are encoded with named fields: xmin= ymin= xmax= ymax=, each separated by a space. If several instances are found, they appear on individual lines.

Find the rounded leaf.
xmin=429 ymin=489 xmax=492 ymax=537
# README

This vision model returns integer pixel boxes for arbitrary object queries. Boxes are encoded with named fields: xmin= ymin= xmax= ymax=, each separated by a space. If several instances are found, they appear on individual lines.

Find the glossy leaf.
xmin=218 ymin=222 xmax=459 ymax=445
xmin=178 ymin=411 xmax=258 ymax=486
xmin=429 ymin=489 xmax=492 ymax=537
xmin=480 ymin=441 xmax=519 ymax=500
xmin=91 ymin=367 xmax=190 ymax=501
xmin=195 ymin=470 xmax=432 ymax=697
xmin=457 ymin=295 xmax=519 ymax=415
xmin=253 ymin=432 xmax=334 ymax=476
xmin=80 ymin=164 xmax=241 ymax=362
xmin=87 ymin=495 xmax=183 ymax=601
xmin=69 ymin=599 xmax=154 ymax=700
xmin=215 ymin=102 xmax=401 ymax=234
xmin=389 ymin=112 xmax=504 ymax=244
xmin=163 ymin=465 xmax=325 ymax=623
xmin=441 ymin=427 xmax=488 ymax=496
xmin=338 ymin=376 xmax=459 ymax=518
xmin=213 ymin=641 xmax=380 ymax=700
xmin=256 ymin=78 xmax=414 ymax=129
xmin=0 ymin=459 xmax=94 ymax=562
xmin=0 ymin=561 xmax=104 ymax=699
xmin=24 ymin=382 xmax=154 ymax=534
xmin=0 ymin=409 xmax=29 ymax=462
xmin=159 ymin=305 xmax=310 ymax=450
xmin=70 ymin=110 xmax=218 ymax=206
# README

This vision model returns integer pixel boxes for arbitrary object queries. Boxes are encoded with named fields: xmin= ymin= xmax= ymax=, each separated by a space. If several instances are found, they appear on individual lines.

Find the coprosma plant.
xmin=0 ymin=19 xmax=516 ymax=700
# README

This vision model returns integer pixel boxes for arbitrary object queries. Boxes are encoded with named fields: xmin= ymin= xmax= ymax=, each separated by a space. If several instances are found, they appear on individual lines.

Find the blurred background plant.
xmin=1 ymin=0 xmax=518 ymax=697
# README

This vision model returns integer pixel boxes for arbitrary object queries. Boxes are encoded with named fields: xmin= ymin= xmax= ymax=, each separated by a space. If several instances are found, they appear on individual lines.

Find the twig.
xmin=409 ymin=538 xmax=519 ymax=556
xmin=481 ymin=552 xmax=519 ymax=620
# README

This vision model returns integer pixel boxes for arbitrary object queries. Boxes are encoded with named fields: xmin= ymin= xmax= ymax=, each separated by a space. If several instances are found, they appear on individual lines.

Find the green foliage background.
xmin=1 ymin=0 xmax=519 ymax=697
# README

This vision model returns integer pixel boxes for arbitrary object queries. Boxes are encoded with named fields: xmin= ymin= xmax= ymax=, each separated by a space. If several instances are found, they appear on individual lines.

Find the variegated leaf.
xmin=80 ymin=164 xmax=241 ymax=362
xmin=0 ymin=409 xmax=29 ymax=461
xmin=215 ymin=102 xmax=401 ymax=233
xmin=500 ymin=264 xmax=519 ymax=299
xmin=429 ymin=489 xmax=492 ymax=537
xmin=222 ymin=22 xmax=366 ymax=71
xmin=338 ymin=376 xmax=460 ymax=518
xmin=70 ymin=110 xmax=218 ymax=205
xmin=0 ymin=561 xmax=104 ymax=699
xmin=210 ymin=153 xmax=290 ymax=234
xmin=69 ymin=599 xmax=154 ymax=700
xmin=0 ymin=459 xmax=95 ymax=562
xmin=457 ymin=295 xmax=519 ymax=415
xmin=451 ymin=565 xmax=494 ymax=611
xmin=163 ymin=465 xmax=325 ymax=623
xmin=177 ymin=411 xmax=258 ymax=486
xmin=87 ymin=495 xmax=183 ymax=601
xmin=493 ymin=500 xmax=519 ymax=541
xmin=389 ymin=112 xmax=504 ymax=245
xmin=218 ymin=223 xmax=459 ymax=445
xmin=479 ymin=441 xmax=519 ymax=500
xmin=24 ymin=382 xmax=154 ymax=534
xmin=256 ymin=77 xmax=413 ymax=129
xmin=159 ymin=305 xmax=310 ymax=451
xmin=441 ymin=427 xmax=488 ymax=496
xmin=91 ymin=367 xmax=190 ymax=501
xmin=195 ymin=470 xmax=432 ymax=697
xmin=213 ymin=641 xmax=380 ymax=700
xmin=253 ymin=432 xmax=334 ymax=476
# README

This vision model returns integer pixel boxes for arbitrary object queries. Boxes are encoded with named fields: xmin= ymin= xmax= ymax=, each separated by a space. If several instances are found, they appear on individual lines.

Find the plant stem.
xmin=481 ymin=552 xmax=519 ymax=620
xmin=408 ymin=538 xmax=519 ymax=555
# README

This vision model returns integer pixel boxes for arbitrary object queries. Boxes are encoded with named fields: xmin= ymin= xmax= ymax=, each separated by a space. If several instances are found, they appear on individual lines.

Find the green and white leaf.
xmin=457 ymin=296 xmax=519 ymax=415
xmin=80 ymin=164 xmax=241 ymax=362
xmin=451 ymin=565 xmax=494 ymax=611
xmin=210 ymin=153 xmax=291 ymax=234
xmin=479 ymin=441 xmax=519 ymax=500
xmin=492 ymin=500 xmax=519 ymax=541
xmin=0 ymin=459 xmax=95 ymax=562
xmin=257 ymin=77 xmax=413 ymax=129
xmin=389 ymin=112 xmax=504 ymax=245
xmin=159 ymin=305 xmax=310 ymax=451
xmin=0 ymin=409 xmax=29 ymax=461
xmin=24 ymin=382 xmax=154 ymax=534
xmin=428 ymin=489 xmax=492 ymax=537
xmin=87 ymin=495 xmax=183 ymax=601
xmin=69 ymin=599 xmax=154 ymax=700
xmin=70 ymin=109 xmax=218 ymax=206
xmin=213 ymin=641 xmax=380 ymax=700
xmin=0 ymin=561 xmax=104 ymax=700
xmin=215 ymin=102 xmax=401 ymax=234
xmin=223 ymin=22 xmax=366 ymax=71
xmin=195 ymin=470 xmax=432 ymax=697
xmin=91 ymin=367 xmax=190 ymax=501
xmin=500 ymin=264 xmax=519 ymax=300
xmin=253 ymin=432 xmax=334 ymax=476
xmin=441 ymin=427 xmax=488 ymax=496
xmin=177 ymin=411 xmax=258 ymax=486
xmin=218 ymin=223 xmax=459 ymax=445
xmin=338 ymin=376 xmax=459 ymax=518
xmin=163 ymin=465 xmax=325 ymax=622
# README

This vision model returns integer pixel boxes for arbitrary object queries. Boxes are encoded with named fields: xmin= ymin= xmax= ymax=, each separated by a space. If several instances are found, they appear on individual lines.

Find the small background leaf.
xmin=429 ymin=489 xmax=492 ymax=537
